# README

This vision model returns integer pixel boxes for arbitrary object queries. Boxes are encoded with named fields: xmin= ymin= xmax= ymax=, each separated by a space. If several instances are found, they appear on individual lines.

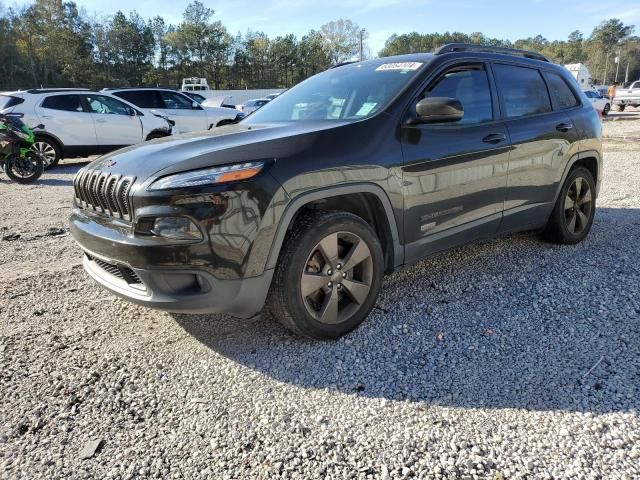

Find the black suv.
xmin=70 ymin=44 xmax=602 ymax=339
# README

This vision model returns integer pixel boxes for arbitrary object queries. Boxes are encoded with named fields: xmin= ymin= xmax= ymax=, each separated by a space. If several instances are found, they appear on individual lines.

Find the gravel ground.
xmin=1 ymin=120 xmax=639 ymax=479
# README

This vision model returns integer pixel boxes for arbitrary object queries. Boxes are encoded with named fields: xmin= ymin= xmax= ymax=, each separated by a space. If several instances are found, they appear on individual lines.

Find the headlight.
xmin=149 ymin=162 xmax=263 ymax=190
xmin=151 ymin=216 xmax=203 ymax=240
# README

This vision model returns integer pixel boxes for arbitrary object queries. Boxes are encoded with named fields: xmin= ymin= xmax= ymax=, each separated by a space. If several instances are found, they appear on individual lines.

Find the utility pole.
xmin=603 ymin=51 xmax=610 ymax=84
xmin=625 ymin=59 xmax=630 ymax=86
xmin=615 ymin=51 xmax=621 ymax=83
xmin=359 ymin=29 xmax=366 ymax=61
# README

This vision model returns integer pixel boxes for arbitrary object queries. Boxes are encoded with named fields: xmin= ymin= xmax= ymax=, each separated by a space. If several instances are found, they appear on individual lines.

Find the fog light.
xmin=151 ymin=217 xmax=203 ymax=240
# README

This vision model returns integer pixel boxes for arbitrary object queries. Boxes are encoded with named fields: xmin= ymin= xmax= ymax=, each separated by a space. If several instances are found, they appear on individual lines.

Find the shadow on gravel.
xmin=175 ymin=207 xmax=640 ymax=414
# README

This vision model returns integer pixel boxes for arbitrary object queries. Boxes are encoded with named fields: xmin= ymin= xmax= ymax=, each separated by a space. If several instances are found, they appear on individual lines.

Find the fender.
xmin=264 ymin=182 xmax=403 ymax=271
xmin=552 ymin=149 xmax=602 ymax=204
xmin=34 ymin=131 xmax=63 ymax=151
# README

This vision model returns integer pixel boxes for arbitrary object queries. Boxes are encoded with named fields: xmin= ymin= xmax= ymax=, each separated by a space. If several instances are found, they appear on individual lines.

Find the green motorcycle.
xmin=0 ymin=113 xmax=44 ymax=183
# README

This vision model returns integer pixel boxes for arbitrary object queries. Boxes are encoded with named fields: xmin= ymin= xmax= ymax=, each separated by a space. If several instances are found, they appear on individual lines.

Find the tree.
xmin=319 ymin=19 xmax=363 ymax=64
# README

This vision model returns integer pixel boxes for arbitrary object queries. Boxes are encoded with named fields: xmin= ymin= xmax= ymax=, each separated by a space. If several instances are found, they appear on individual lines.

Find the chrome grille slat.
xmin=73 ymin=168 xmax=135 ymax=220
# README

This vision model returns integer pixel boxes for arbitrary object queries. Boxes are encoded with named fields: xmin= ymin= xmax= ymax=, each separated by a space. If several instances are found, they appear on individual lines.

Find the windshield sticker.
xmin=355 ymin=102 xmax=378 ymax=116
xmin=375 ymin=62 xmax=423 ymax=72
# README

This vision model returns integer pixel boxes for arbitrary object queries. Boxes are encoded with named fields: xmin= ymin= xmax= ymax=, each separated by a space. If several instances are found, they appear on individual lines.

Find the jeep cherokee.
xmin=70 ymin=44 xmax=602 ymax=339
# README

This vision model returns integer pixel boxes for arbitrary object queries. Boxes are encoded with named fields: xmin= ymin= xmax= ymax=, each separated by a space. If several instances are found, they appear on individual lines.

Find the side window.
xmin=159 ymin=91 xmax=194 ymax=109
xmin=41 ymin=95 xmax=85 ymax=112
xmin=114 ymin=91 xmax=162 ymax=108
xmin=545 ymin=72 xmax=580 ymax=109
xmin=631 ymin=81 xmax=639 ymax=89
xmin=425 ymin=64 xmax=493 ymax=124
xmin=493 ymin=64 xmax=552 ymax=118
xmin=85 ymin=95 xmax=131 ymax=115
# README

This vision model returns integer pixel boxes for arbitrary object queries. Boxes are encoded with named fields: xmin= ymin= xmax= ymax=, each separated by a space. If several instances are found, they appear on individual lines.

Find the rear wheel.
xmin=267 ymin=210 xmax=384 ymax=339
xmin=32 ymin=136 xmax=61 ymax=169
xmin=603 ymin=103 xmax=610 ymax=116
xmin=543 ymin=167 xmax=596 ymax=244
xmin=5 ymin=151 xmax=44 ymax=184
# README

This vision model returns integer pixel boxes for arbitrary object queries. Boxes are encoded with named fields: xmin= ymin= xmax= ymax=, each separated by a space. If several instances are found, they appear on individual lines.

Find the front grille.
xmin=86 ymin=254 xmax=144 ymax=287
xmin=74 ymin=169 xmax=135 ymax=220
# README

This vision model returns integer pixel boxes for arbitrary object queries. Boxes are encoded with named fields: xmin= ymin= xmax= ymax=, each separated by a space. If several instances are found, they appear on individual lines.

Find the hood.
xmin=86 ymin=121 xmax=349 ymax=181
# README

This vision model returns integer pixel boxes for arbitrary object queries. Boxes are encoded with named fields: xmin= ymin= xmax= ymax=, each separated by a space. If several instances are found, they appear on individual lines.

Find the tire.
xmin=5 ymin=151 xmax=44 ymax=184
xmin=603 ymin=103 xmax=610 ymax=116
xmin=267 ymin=210 xmax=384 ymax=340
xmin=543 ymin=167 xmax=596 ymax=245
xmin=616 ymin=104 xmax=626 ymax=112
xmin=32 ymin=136 xmax=61 ymax=169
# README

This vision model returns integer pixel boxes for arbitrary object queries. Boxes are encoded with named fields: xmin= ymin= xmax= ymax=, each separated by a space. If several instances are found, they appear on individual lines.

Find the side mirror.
xmin=414 ymin=97 xmax=464 ymax=123
xmin=36 ymin=124 xmax=44 ymax=129
xmin=126 ymin=107 xmax=136 ymax=116
xmin=192 ymin=101 xmax=200 ymax=109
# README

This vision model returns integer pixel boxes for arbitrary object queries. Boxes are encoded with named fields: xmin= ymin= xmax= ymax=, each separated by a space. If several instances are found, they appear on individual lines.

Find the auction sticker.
xmin=375 ymin=62 xmax=423 ymax=72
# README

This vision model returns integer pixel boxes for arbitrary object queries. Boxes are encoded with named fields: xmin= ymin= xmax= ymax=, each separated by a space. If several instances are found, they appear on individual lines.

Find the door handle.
xmin=482 ymin=133 xmax=506 ymax=144
xmin=556 ymin=123 xmax=573 ymax=132
xmin=95 ymin=118 xmax=107 ymax=123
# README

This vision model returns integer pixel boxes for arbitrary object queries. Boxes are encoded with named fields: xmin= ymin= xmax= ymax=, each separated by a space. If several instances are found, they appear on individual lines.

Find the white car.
xmin=0 ymin=89 xmax=172 ymax=167
xmin=583 ymin=90 xmax=611 ymax=115
xmin=105 ymin=88 xmax=243 ymax=134
xmin=236 ymin=98 xmax=270 ymax=115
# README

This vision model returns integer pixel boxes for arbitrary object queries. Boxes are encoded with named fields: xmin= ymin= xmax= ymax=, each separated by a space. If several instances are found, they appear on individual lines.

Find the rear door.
xmin=492 ymin=63 xmax=581 ymax=233
xmin=156 ymin=90 xmax=208 ymax=133
xmin=83 ymin=94 xmax=143 ymax=146
xmin=35 ymin=94 xmax=97 ymax=146
xmin=400 ymin=61 xmax=511 ymax=262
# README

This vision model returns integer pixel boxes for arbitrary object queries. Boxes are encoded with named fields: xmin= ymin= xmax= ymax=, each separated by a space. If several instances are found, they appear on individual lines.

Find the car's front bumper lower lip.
xmin=70 ymin=211 xmax=272 ymax=319
xmin=82 ymin=251 xmax=272 ymax=318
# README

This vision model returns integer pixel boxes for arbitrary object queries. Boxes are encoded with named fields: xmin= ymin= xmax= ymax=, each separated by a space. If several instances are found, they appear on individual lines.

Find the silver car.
xmin=0 ymin=89 xmax=172 ymax=167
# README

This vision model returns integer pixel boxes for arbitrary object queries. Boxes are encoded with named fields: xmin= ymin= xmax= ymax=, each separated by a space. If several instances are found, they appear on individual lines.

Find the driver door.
xmin=400 ymin=62 xmax=510 ymax=262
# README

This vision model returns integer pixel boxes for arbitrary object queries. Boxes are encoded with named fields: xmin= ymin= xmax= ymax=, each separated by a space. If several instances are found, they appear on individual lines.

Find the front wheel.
xmin=5 ymin=151 xmax=44 ymax=184
xmin=603 ymin=103 xmax=610 ymax=116
xmin=267 ymin=210 xmax=384 ymax=339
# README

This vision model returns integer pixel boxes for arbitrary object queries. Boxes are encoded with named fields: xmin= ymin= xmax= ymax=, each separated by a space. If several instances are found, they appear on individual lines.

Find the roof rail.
xmin=434 ymin=43 xmax=549 ymax=62
xmin=330 ymin=60 xmax=359 ymax=69
xmin=25 ymin=88 xmax=92 ymax=94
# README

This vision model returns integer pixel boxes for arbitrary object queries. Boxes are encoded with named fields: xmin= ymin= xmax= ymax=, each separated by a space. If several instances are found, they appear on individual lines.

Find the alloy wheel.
xmin=32 ymin=142 xmax=56 ymax=166
xmin=564 ymin=176 xmax=593 ymax=235
xmin=300 ymin=231 xmax=373 ymax=325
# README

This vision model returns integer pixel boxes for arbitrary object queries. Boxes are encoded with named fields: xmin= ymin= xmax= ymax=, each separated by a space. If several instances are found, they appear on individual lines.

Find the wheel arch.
xmin=553 ymin=150 xmax=602 ymax=204
xmin=33 ymin=131 xmax=63 ymax=155
xmin=145 ymin=129 xmax=170 ymax=141
xmin=265 ymin=183 xmax=403 ymax=274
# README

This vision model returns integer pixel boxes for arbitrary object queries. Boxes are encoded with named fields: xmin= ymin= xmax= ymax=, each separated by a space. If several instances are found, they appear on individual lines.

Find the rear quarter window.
xmin=493 ymin=64 xmax=552 ymax=118
xmin=0 ymin=95 xmax=25 ymax=111
xmin=545 ymin=72 xmax=580 ymax=109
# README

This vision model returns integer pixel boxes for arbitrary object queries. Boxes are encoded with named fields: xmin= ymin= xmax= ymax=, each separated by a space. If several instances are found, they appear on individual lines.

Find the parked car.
xmin=583 ymin=90 xmax=611 ymax=115
xmin=236 ymin=98 xmax=270 ymax=114
xmin=265 ymin=93 xmax=281 ymax=101
xmin=613 ymin=80 xmax=640 ymax=111
xmin=0 ymin=89 xmax=172 ymax=167
xmin=104 ymin=88 xmax=242 ymax=134
xmin=182 ymin=91 xmax=207 ymax=104
xmin=70 ymin=44 xmax=602 ymax=340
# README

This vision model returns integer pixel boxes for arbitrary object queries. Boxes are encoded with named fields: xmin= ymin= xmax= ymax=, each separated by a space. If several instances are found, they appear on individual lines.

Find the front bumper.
xmin=71 ymin=211 xmax=273 ymax=318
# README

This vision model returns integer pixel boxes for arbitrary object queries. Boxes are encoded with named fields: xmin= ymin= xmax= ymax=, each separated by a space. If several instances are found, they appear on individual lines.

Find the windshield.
xmin=244 ymin=60 xmax=425 ymax=123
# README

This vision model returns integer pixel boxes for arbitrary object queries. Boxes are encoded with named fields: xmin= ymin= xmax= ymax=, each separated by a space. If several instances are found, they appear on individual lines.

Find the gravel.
xmin=1 ymin=118 xmax=640 ymax=479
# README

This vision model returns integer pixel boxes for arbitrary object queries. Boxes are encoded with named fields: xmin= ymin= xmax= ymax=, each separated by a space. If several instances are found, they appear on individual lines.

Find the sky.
xmin=7 ymin=0 xmax=640 ymax=54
